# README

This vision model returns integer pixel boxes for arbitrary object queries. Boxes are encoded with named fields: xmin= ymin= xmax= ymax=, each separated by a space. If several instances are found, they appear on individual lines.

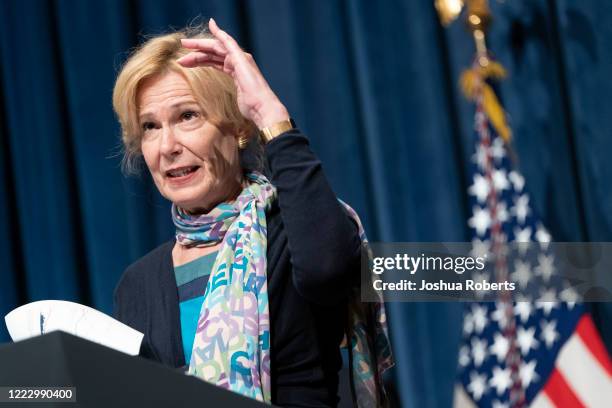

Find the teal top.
xmin=174 ymin=251 xmax=217 ymax=364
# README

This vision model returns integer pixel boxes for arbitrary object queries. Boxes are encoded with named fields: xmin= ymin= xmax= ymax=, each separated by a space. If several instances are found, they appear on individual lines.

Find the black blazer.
xmin=113 ymin=132 xmax=361 ymax=407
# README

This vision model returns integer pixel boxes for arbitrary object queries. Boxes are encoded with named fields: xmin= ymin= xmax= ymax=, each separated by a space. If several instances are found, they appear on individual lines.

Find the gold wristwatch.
xmin=259 ymin=118 xmax=296 ymax=143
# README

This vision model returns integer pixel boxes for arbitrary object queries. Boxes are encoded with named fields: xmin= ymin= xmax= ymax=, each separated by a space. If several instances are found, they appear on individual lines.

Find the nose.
xmin=159 ymin=125 xmax=182 ymax=157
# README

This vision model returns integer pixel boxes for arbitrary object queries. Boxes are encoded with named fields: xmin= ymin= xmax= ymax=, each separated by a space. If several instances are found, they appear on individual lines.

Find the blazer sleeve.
xmin=265 ymin=130 xmax=361 ymax=305
xmin=113 ymin=267 xmax=157 ymax=361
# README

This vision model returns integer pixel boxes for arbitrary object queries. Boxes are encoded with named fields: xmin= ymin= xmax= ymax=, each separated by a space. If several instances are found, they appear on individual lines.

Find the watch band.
xmin=259 ymin=118 xmax=296 ymax=143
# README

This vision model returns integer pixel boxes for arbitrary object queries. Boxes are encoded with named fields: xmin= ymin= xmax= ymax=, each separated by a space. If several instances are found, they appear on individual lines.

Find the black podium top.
xmin=0 ymin=331 xmax=267 ymax=407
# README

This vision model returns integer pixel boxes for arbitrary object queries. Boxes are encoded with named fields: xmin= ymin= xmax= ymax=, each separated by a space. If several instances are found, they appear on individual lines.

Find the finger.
xmin=177 ymin=51 xmax=223 ymax=67
xmin=177 ymin=52 xmax=225 ymax=69
xmin=208 ymin=18 xmax=249 ymax=64
xmin=179 ymin=50 xmax=225 ymax=63
xmin=180 ymin=38 xmax=227 ymax=56
xmin=223 ymin=55 xmax=235 ymax=75
xmin=209 ymin=21 xmax=265 ymax=89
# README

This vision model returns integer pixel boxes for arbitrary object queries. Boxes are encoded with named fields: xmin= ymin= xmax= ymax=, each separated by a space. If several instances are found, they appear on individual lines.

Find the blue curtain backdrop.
xmin=1 ymin=1 xmax=611 ymax=407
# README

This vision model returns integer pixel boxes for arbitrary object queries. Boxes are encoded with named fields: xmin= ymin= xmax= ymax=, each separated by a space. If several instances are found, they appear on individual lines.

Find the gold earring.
xmin=238 ymin=135 xmax=248 ymax=150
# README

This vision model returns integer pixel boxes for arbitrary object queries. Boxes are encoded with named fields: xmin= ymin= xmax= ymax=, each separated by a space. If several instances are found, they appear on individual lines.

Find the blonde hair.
xmin=112 ymin=26 xmax=257 ymax=174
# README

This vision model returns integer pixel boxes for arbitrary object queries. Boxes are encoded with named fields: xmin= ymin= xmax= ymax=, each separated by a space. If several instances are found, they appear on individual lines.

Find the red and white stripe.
xmin=454 ymin=315 xmax=612 ymax=408
xmin=531 ymin=315 xmax=612 ymax=408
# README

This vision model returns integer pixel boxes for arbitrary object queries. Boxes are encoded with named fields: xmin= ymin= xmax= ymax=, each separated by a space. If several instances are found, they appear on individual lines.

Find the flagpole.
xmin=464 ymin=2 xmax=527 ymax=406
xmin=465 ymin=0 xmax=491 ymax=67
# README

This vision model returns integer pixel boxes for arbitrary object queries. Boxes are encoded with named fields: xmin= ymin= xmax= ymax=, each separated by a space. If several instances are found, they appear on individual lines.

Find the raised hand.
xmin=177 ymin=18 xmax=289 ymax=130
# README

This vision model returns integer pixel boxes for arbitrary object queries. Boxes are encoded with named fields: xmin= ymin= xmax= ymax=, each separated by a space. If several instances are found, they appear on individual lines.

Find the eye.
xmin=180 ymin=110 xmax=199 ymax=121
xmin=141 ymin=122 xmax=156 ymax=132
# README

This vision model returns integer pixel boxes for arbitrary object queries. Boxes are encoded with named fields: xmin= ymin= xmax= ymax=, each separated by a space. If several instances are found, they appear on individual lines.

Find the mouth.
xmin=165 ymin=165 xmax=200 ymax=179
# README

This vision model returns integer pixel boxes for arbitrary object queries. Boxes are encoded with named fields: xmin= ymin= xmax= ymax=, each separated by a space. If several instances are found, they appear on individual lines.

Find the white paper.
xmin=4 ymin=300 xmax=143 ymax=356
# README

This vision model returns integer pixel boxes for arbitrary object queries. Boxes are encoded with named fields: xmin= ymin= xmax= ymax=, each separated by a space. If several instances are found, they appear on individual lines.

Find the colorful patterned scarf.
xmin=173 ymin=172 xmax=394 ymax=405
xmin=341 ymin=202 xmax=395 ymax=407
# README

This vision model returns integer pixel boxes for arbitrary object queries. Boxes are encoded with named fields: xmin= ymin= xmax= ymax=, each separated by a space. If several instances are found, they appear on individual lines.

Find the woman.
xmin=112 ymin=18 xmax=392 ymax=407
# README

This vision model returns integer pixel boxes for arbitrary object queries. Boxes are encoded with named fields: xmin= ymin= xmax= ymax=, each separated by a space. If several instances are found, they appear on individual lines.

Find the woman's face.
xmin=138 ymin=70 xmax=241 ymax=213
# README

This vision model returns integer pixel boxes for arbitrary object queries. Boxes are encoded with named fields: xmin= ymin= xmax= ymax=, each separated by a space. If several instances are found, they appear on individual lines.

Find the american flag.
xmin=454 ymin=76 xmax=612 ymax=408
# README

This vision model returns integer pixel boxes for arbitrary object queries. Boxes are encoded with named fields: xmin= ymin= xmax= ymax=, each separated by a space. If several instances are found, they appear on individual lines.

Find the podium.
xmin=0 ymin=331 xmax=267 ymax=407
